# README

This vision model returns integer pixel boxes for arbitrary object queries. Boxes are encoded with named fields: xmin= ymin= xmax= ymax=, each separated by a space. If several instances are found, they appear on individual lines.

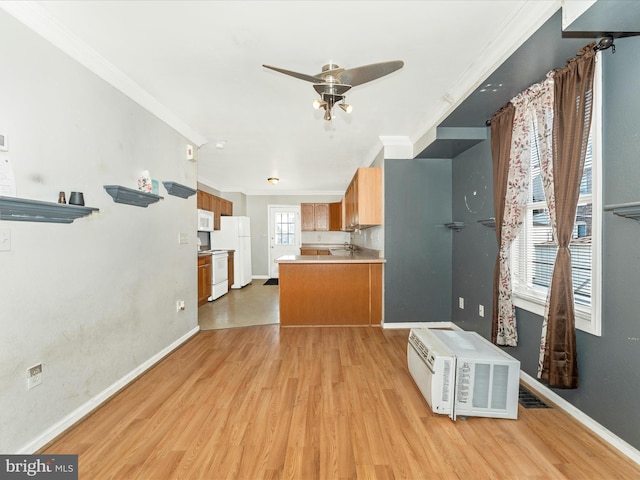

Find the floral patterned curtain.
xmin=492 ymin=80 xmax=553 ymax=346
xmin=538 ymin=44 xmax=596 ymax=388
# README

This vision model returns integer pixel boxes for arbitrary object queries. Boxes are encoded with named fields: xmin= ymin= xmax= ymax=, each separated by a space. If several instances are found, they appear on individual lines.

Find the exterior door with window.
xmin=268 ymin=205 xmax=301 ymax=278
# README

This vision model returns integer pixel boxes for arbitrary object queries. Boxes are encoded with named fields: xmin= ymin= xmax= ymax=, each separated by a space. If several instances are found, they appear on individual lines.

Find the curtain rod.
xmin=485 ymin=37 xmax=614 ymax=127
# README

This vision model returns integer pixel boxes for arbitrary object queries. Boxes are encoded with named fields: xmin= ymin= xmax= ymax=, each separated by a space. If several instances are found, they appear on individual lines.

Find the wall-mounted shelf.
xmin=162 ymin=181 xmax=196 ymax=199
xmin=0 ymin=195 xmax=99 ymax=223
xmin=604 ymin=201 xmax=640 ymax=222
xmin=478 ymin=218 xmax=496 ymax=229
xmin=444 ymin=221 xmax=466 ymax=231
xmin=103 ymin=185 xmax=163 ymax=207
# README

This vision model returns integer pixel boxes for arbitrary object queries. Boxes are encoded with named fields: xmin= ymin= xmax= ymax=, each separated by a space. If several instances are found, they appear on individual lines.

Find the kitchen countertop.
xmin=277 ymin=246 xmax=385 ymax=264
xmin=198 ymin=249 xmax=234 ymax=256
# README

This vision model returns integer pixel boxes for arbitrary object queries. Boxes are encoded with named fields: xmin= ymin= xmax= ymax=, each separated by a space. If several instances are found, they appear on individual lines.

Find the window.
xmin=274 ymin=212 xmax=296 ymax=245
xmin=511 ymin=53 xmax=602 ymax=336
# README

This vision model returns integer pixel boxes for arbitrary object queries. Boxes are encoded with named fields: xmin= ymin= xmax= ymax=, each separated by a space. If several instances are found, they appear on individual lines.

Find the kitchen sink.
xmin=329 ymin=248 xmax=354 ymax=257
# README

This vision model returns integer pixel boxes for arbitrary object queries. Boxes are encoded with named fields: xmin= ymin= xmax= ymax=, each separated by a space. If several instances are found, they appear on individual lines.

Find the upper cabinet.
xmin=301 ymin=202 xmax=343 ymax=231
xmin=197 ymin=190 xmax=233 ymax=230
xmin=329 ymin=201 xmax=342 ymax=231
xmin=301 ymin=203 xmax=330 ymax=231
xmin=344 ymin=167 xmax=382 ymax=231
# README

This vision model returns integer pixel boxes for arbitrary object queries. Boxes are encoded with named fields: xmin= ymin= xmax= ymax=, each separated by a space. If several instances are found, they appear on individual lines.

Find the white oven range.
xmin=208 ymin=250 xmax=229 ymax=301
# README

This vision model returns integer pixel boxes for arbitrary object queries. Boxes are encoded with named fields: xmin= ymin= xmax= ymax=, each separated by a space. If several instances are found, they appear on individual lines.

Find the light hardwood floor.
xmin=42 ymin=324 xmax=640 ymax=479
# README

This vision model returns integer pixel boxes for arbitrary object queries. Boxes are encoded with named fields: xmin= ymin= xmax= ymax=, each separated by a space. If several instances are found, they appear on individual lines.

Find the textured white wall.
xmin=0 ymin=11 xmax=198 ymax=452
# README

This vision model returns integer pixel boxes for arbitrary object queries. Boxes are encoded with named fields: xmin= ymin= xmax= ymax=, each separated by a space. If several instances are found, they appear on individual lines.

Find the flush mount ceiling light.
xmin=267 ymin=177 xmax=279 ymax=185
xmin=263 ymin=60 xmax=404 ymax=121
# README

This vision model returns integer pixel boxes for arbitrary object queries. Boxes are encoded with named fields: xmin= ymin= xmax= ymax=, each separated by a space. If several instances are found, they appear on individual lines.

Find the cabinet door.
xmin=198 ymin=256 xmax=212 ymax=306
xmin=227 ymin=251 xmax=234 ymax=289
xmin=213 ymin=196 xmax=221 ymax=230
xmin=355 ymin=167 xmax=382 ymax=226
xmin=301 ymin=203 xmax=315 ymax=231
xmin=221 ymin=199 xmax=233 ymax=216
xmin=329 ymin=202 xmax=342 ymax=231
xmin=314 ymin=203 xmax=330 ymax=231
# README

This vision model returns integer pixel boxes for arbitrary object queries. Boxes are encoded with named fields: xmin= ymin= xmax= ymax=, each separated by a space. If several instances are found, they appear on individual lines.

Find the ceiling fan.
xmin=263 ymin=60 xmax=404 ymax=121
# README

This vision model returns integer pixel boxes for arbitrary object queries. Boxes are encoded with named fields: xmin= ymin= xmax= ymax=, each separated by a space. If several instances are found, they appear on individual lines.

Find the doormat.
xmin=518 ymin=385 xmax=551 ymax=409
xmin=264 ymin=278 xmax=279 ymax=286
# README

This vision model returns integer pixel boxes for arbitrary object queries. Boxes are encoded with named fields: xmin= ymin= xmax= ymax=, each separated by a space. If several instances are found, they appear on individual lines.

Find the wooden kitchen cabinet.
xmin=343 ymin=167 xmax=382 ymax=231
xmin=227 ymin=251 xmax=234 ymax=289
xmin=301 ymin=202 xmax=340 ymax=231
xmin=329 ymin=201 xmax=342 ymax=231
xmin=197 ymin=190 xmax=233 ymax=230
xmin=279 ymin=262 xmax=382 ymax=326
xmin=198 ymin=254 xmax=212 ymax=306
xmin=301 ymin=203 xmax=330 ymax=231
xmin=301 ymin=203 xmax=316 ymax=231
xmin=300 ymin=248 xmax=330 ymax=255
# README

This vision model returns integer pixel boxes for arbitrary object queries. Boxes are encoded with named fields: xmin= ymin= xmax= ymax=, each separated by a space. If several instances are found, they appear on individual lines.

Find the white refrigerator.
xmin=212 ymin=216 xmax=252 ymax=289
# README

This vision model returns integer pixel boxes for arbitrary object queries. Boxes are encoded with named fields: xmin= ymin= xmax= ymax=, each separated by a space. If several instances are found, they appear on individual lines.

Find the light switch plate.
xmin=0 ymin=132 xmax=7 ymax=151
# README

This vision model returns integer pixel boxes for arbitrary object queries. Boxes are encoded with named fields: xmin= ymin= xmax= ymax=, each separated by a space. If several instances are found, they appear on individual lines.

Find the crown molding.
xmin=0 ymin=1 xmax=208 ymax=147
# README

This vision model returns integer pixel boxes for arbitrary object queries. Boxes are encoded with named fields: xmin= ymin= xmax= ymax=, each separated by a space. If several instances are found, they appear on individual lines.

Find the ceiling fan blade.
xmin=338 ymin=60 xmax=404 ymax=86
xmin=263 ymin=65 xmax=322 ymax=83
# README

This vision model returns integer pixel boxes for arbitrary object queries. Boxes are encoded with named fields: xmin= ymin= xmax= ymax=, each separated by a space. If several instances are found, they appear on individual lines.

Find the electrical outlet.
xmin=26 ymin=363 xmax=42 ymax=390
xmin=458 ymin=297 xmax=464 ymax=309
xmin=0 ymin=228 xmax=10 ymax=251
xmin=176 ymin=300 xmax=185 ymax=312
xmin=479 ymin=305 xmax=485 ymax=317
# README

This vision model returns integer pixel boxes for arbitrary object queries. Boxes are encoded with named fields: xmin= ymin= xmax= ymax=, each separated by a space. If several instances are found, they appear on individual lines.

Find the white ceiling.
xmin=8 ymin=1 xmax=561 ymax=195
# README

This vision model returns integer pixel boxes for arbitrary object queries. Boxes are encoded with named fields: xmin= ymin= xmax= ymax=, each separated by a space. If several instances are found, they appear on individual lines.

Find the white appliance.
xmin=407 ymin=329 xmax=520 ymax=420
xmin=197 ymin=209 xmax=214 ymax=232
xmin=212 ymin=216 xmax=252 ymax=288
xmin=209 ymin=250 xmax=229 ymax=300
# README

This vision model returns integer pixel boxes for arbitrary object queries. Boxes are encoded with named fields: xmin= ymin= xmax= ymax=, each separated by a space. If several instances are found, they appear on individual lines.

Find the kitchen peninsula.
xmin=276 ymin=247 xmax=385 ymax=326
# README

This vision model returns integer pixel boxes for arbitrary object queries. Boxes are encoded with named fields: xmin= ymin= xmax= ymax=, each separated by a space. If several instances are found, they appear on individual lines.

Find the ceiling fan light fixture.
xmin=267 ymin=177 xmax=279 ymax=185
xmin=323 ymin=109 xmax=332 ymax=121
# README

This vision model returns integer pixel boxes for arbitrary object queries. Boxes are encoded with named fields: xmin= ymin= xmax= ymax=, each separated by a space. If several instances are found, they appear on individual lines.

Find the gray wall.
xmin=450 ymin=138 xmax=496 ymax=339
xmin=384 ymin=158 xmax=452 ymax=323
xmin=450 ymin=35 xmax=640 ymax=450
xmin=0 ymin=11 xmax=198 ymax=452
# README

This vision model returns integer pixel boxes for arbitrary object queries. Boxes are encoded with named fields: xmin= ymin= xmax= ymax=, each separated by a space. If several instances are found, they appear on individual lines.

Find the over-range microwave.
xmin=407 ymin=328 xmax=520 ymax=420
xmin=197 ymin=209 xmax=214 ymax=232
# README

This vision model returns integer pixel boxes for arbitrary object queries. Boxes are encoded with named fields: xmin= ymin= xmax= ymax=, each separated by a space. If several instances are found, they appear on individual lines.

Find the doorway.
xmin=267 ymin=205 xmax=302 ymax=278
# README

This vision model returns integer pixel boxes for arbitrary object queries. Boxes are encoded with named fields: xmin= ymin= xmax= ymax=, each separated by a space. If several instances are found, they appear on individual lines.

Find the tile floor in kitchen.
xmin=198 ymin=280 xmax=280 ymax=330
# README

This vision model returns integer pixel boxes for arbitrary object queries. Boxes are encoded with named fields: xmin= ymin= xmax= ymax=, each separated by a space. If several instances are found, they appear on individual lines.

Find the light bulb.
xmin=339 ymin=103 xmax=353 ymax=114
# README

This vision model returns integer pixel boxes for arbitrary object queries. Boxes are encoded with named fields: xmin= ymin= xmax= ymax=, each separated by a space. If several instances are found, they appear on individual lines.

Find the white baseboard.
xmin=519 ymin=371 xmax=640 ymax=466
xmin=382 ymin=321 xmax=461 ymax=330
xmin=18 ymin=326 xmax=200 ymax=454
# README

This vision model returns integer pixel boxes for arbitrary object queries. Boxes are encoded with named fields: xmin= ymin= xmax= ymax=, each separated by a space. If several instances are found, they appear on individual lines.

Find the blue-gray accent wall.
xmin=383 ymin=158 xmax=452 ymax=323
xmin=450 ymin=35 xmax=640 ymax=451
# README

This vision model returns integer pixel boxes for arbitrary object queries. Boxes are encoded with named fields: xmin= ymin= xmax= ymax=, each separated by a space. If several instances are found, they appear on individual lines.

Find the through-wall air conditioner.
xmin=407 ymin=328 xmax=520 ymax=420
